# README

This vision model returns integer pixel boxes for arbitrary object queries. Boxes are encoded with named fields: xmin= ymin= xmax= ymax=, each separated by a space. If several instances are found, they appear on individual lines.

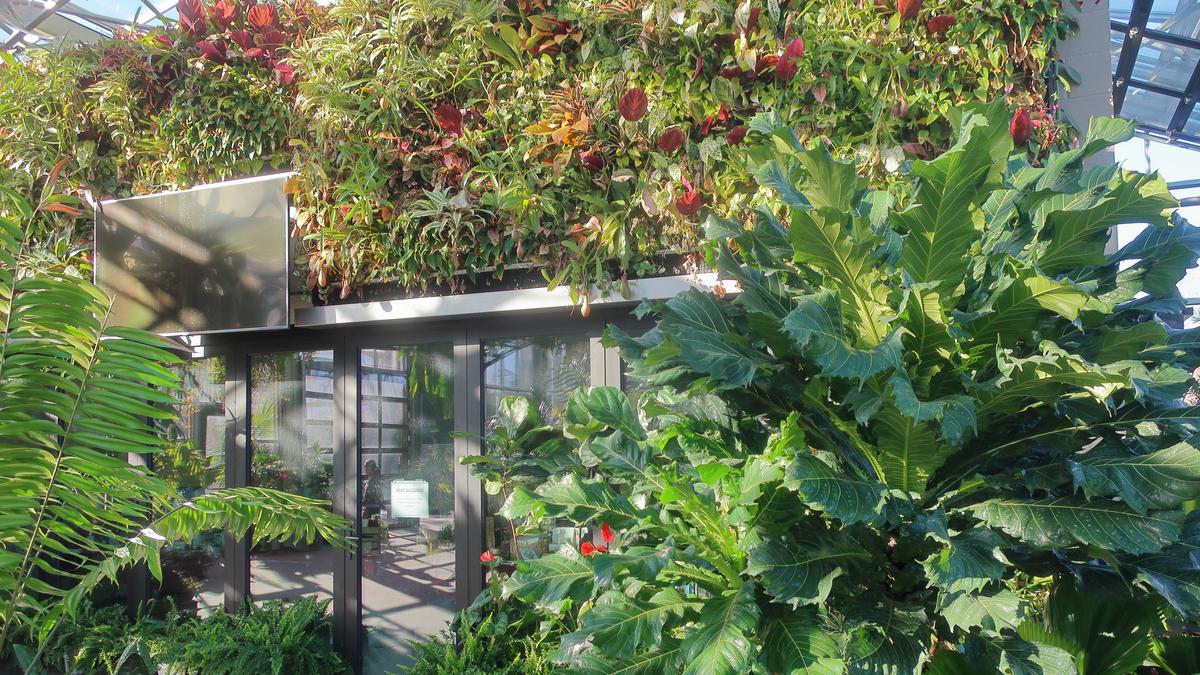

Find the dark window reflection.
xmin=360 ymin=345 xmax=456 ymax=673
xmin=156 ymin=357 xmax=226 ymax=615
xmin=249 ymin=350 xmax=335 ymax=607
xmin=482 ymin=336 xmax=589 ymax=561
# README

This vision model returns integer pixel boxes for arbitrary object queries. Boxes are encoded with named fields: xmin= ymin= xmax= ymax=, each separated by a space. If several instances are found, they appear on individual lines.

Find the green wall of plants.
xmin=0 ymin=0 xmax=1074 ymax=299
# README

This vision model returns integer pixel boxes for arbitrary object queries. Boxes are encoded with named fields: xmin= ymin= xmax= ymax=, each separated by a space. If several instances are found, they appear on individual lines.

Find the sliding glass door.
xmin=359 ymin=343 xmax=457 ymax=673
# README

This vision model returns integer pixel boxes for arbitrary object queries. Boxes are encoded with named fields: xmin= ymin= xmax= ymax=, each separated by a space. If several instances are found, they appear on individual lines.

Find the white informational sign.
xmin=390 ymin=480 xmax=430 ymax=518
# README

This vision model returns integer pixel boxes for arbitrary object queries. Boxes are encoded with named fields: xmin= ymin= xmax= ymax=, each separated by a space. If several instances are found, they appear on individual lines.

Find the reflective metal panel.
xmin=95 ymin=173 xmax=291 ymax=335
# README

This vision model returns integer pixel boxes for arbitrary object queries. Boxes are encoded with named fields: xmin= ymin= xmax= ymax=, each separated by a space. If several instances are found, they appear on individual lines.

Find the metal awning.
xmin=1112 ymin=0 xmax=1200 ymax=150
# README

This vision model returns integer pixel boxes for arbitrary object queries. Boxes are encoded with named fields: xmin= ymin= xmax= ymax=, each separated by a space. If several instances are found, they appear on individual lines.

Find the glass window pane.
xmin=360 ymin=345 xmax=456 ymax=673
xmin=1132 ymin=38 xmax=1198 ymax=92
xmin=1122 ymin=87 xmax=1183 ymax=129
xmin=249 ymin=350 xmax=335 ymax=608
xmin=156 ymin=356 xmax=225 ymax=615
xmin=1151 ymin=0 xmax=1200 ymax=38
xmin=482 ymin=336 xmax=589 ymax=561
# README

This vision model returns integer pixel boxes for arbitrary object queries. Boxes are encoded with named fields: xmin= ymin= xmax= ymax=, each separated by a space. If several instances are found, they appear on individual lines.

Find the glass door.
xmin=359 ymin=344 xmax=457 ymax=673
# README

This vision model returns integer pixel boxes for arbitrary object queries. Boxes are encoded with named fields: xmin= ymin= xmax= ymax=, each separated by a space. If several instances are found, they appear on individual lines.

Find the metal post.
xmin=223 ymin=346 xmax=250 ymax=613
xmin=333 ymin=336 xmax=362 ymax=673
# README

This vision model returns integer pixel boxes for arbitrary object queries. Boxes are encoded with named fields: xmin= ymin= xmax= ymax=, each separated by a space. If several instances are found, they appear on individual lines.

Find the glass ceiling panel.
xmin=1112 ymin=0 xmax=1200 ymax=150
xmin=1133 ymin=37 xmax=1200 ymax=90
xmin=1151 ymin=0 xmax=1200 ymax=39
xmin=1123 ymin=87 xmax=1183 ymax=130
xmin=2 ymin=0 xmax=176 ymax=50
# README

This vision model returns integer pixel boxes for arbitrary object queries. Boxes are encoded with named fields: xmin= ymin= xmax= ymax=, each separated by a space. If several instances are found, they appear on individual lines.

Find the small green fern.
xmin=403 ymin=612 xmax=555 ymax=675
xmin=160 ymin=596 xmax=348 ymax=675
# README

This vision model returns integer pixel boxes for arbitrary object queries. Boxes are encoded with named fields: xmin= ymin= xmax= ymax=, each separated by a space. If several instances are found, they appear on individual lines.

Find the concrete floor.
xmin=249 ymin=525 xmax=456 ymax=674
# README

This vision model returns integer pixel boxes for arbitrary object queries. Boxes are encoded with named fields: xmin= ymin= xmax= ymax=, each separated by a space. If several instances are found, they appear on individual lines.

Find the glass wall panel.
xmin=249 ymin=350 xmax=335 ymax=607
xmin=482 ymin=336 xmax=589 ymax=561
xmin=155 ymin=357 xmax=225 ymax=615
xmin=359 ymin=345 xmax=456 ymax=673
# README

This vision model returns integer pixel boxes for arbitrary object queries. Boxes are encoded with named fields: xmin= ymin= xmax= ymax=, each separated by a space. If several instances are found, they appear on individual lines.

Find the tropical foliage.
xmin=35 ymin=596 xmax=347 ymax=675
xmin=0 ymin=0 xmax=1074 ymax=299
xmin=466 ymin=106 xmax=1200 ymax=673
xmin=0 ymin=184 xmax=349 ymax=665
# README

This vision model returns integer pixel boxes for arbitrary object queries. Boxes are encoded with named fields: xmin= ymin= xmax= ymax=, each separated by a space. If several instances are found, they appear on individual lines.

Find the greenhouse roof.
xmin=0 ymin=0 xmax=175 ymax=50
xmin=1112 ymin=0 xmax=1200 ymax=150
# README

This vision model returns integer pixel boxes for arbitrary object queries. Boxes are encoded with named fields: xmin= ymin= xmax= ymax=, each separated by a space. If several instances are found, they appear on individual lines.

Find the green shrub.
xmin=403 ymin=611 xmax=556 ymax=675
xmin=36 ymin=601 xmax=175 ymax=675
xmin=160 ymin=597 xmax=348 ymax=675
xmin=467 ymin=105 xmax=1200 ymax=673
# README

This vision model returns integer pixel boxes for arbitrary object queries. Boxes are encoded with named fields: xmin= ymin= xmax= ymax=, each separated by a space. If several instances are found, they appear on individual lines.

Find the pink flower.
xmin=480 ymin=550 xmax=496 ymax=563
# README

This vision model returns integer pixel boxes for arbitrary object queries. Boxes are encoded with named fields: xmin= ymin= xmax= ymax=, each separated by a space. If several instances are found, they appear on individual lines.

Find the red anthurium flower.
xmin=208 ymin=0 xmax=237 ymax=31
xmin=256 ymin=28 xmax=286 ymax=52
xmin=197 ymin=39 xmax=227 ymax=63
xmin=578 ymin=149 xmax=605 ymax=173
xmin=618 ymin=87 xmax=648 ymax=122
xmin=273 ymin=60 xmax=294 ymax=85
xmin=719 ymin=66 xmax=743 ymax=79
xmin=230 ymin=29 xmax=254 ymax=50
xmin=693 ymin=52 xmax=703 ymax=79
xmin=177 ymin=0 xmax=206 ymax=37
xmin=898 ymin=0 xmax=922 ymax=21
xmin=246 ymin=3 xmax=279 ymax=31
xmin=480 ymin=550 xmax=496 ymax=563
xmin=1010 ymin=107 xmax=1032 ymax=146
xmin=699 ymin=114 xmax=715 ymax=136
xmin=926 ymin=14 xmax=956 ymax=35
xmin=727 ymin=125 xmax=748 ymax=145
xmin=434 ymin=103 xmax=464 ymax=137
xmin=581 ymin=541 xmax=596 ymax=556
xmin=245 ymin=47 xmax=266 ymax=58
xmin=153 ymin=33 xmax=174 ymax=48
xmin=601 ymin=523 xmax=615 ymax=545
xmin=775 ymin=37 xmax=805 ymax=81
xmin=676 ymin=189 xmax=703 ymax=217
xmin=657 ymin=127 xmax=685 ymax=154
xmin=717 ymin=104 xmax=731 ymax=123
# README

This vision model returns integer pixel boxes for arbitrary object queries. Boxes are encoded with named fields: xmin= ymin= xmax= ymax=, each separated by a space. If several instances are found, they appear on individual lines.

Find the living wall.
xmin=0 ymin=0 xmax=1074 ymax=299
xmin=463 ymin=106 xmax=1200 ymax=673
